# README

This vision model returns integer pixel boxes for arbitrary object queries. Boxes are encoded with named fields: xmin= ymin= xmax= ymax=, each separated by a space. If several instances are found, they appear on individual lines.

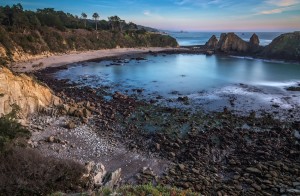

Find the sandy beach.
xmin=13 ymin=47 xmax=186 ymax=73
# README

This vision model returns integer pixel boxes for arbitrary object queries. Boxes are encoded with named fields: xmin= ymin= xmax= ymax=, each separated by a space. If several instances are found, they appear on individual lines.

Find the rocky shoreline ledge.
xmin=24 ymin=64 xmax=300 ymax=195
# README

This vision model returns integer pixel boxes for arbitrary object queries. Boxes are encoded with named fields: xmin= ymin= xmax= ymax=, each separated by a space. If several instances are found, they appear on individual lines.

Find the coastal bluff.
xmin=0 ymin=27 xmax=178 ymax=66
xmin=0 ymin=67 xmax=60 ymax=118
xmin=262 ymin=31 xmax=300 ymax=61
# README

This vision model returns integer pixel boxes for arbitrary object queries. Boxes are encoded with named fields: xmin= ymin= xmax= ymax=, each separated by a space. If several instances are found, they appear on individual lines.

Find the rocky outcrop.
xmin=205 ymin=35 xmax=218 ymax=49
xmin=262 ymin=31 xmax=300 ymax=61
xmin=0 ymin=67 xmax=60 ymax=118
xmin=249 ymin=33 xmax=261 ymax=53
xmin=250 ymin=33 xmax=259 ymax=46
xmin=83 ymin=161 xmax=122 ymax=190
xmin=216 ymin=33 xmax=249 ymax=52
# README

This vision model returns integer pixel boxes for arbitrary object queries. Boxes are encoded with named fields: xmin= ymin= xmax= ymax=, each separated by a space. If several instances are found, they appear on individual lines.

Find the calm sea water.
xmin=56 ymin=54 xmax=300 ymax=97
xmin=168 ymin=32 xmax=283 ymax=46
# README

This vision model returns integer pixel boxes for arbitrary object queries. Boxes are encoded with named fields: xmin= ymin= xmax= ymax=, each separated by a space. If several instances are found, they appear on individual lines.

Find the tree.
xmin=108 ymin=15 xmax=121 ymax=31
xmin=92 ymin=12 xmax=99 ymax=30
xmin=81 ymin=12 xmax=87 ymax=28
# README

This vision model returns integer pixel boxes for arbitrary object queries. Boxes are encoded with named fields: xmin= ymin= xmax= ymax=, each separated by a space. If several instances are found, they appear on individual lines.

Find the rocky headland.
xmin=262 ymin=31 xmax=300 ymax=61
xmin=205 ymin=31 xmax=300 ymax=62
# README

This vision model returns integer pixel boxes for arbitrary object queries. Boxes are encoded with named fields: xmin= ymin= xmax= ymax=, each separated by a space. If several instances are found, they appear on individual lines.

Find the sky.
xmin=1 ymin=0 xmax=300 ymax=32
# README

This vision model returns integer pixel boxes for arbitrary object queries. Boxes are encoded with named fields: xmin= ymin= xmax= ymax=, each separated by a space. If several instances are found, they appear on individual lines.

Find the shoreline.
xmin=30 ymin=69 xmax=300 ymax=195
xmin=12 ymin=46 xmax=300 ymax=74
xmin=12 ymin=47 xmax=189 ymax=73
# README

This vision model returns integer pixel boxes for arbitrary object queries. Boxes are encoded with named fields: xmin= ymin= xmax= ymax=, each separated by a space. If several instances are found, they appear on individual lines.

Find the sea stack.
xmin=250 ymin=33 xmax=260 ymax=46
xmin=205 ymin=35 xmax=218 ymax=49
xmin=216 ymin=33 xmax=249 ymax=52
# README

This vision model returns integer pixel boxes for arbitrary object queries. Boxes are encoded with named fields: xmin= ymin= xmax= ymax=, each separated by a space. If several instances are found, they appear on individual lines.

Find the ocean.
xmin=167 ymin=32 xmax=284 ymax=46
xmin=55 ymin=53 xmax=300 ymax=116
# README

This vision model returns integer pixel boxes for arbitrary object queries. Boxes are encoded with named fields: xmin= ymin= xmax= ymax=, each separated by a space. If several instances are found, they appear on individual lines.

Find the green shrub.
xmin=0 ymin=104 xmax=30 ymax=151
xmin=117 ymin=184 xmax=198 ymax=196
xmin=0 ymin=147 xmax=86 ymax=195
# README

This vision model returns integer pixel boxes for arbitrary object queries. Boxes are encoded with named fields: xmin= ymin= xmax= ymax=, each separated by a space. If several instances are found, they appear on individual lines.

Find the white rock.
xmin=293 ymin=130 xmax=300 ymax=139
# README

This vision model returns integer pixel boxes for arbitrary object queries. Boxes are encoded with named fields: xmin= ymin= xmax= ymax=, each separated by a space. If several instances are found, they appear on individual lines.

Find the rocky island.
xmin=205 ymin=31 xmax=300 ymax=61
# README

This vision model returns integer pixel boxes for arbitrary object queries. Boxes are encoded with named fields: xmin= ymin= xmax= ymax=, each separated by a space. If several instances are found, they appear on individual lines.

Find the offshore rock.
xmin=249 ymin=33 xmax=261 ymax=52
xmin=250 ymin=33 xmax=260 ymax=46
xmin=205 ymin=35 xmax=218 ymax=49
xmin=216 ymin=33 xmax=249 ymax=52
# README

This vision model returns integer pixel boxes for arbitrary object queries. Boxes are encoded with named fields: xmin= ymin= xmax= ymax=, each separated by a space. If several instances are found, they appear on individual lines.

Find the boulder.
xmin=93 ymin=163 xmax=106 ymax=187
xmin=205 ymin=35 xmax=218 ymax=49
xmin=103 ymin=168 xmax=122 ymax=189
xmin=216 ymin=33 xmax=249 ymax=52
xmin=82 ymin=162 xmax=106 ymax=188
xmin=262 ymin=31 xmax=300 ymax=61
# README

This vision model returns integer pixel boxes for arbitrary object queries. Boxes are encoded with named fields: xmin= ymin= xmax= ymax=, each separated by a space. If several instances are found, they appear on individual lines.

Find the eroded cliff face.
xmin=0 ymin=67 xmax=60 ymax=118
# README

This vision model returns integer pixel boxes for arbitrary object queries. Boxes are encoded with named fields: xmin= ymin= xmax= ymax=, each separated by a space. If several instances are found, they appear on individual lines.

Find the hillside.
xmin=262 ymin=31 xmax=300 ymax=61
xmin=0 ymin=4 xmax=178 ymax=65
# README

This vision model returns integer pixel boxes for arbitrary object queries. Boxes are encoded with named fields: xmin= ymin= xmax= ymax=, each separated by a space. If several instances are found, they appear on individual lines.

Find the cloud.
xmin=255 ymin=0 xmax=300 ymax=15
xmin=143 ymin=10 xmax=151 ymax=16
xmin=175 ymin=0 xmax=222 ymax=7
xmin=259 ymin=8 xmax=284 ymax=14
xmin=266 ymin=0 xmax=299 ymax=7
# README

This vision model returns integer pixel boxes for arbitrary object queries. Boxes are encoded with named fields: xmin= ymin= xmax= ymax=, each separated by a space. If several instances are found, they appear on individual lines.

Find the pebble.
xmin=246 ymin=167 xmax=261 ymax=174
xmin=178 ymin=164 xmax=185 ymax=171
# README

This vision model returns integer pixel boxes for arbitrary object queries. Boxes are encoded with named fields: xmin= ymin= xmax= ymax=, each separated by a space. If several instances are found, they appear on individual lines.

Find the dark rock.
xmin=155 ymin=143 xmax=160 ymax=150
xmin=170 ymin=152 xmax=176 ymax=157
xmin=192 ymin=168 xmax=200 ymax=174
xmin=251 ymin=183 xmax=262 ymax=191
xmin=178 ymin=164 xmax=185 ymax=171
xmin=250 ymin=33 xmax=260 ymax=46
xmin=205 ymin=35 xmax=218 ymax=49
xmin=246 ymin=167 xmax=261 ymax=174
xmin=178 ymin=96 xmax=189 ymax=102
xmin=249 ymin=33 xmax=260 ymax=52
xmin=66 ymin=121 xmax=76 ymax=129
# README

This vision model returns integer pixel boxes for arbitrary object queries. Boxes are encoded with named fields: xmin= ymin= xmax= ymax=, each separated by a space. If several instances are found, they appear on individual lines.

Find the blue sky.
xmin=2 ymin=0 xmax=300 ymax=31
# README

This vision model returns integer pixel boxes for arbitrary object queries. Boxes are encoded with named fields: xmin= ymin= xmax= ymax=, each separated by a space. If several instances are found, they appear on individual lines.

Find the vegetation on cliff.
xmin=0 ymin=4 xmax=178 ymax=65
xmin=262 ymin=31 xmax=300 ymax=61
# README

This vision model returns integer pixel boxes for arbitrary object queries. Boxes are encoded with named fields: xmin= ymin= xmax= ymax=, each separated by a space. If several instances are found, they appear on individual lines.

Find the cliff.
xmin=0 ymin=67 xmax=60 ymax=118
xmin=0 ymin=26 xmax=178 ymax=65
xmin=262 ymin=31 xmax=300 ymax=61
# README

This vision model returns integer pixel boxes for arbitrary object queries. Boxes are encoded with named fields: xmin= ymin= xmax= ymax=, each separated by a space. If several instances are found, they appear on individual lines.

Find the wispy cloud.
xmin=256 ymin=0 xmax=300 ymax=15
xmin=259 ymin=8 xmax=284 ymax=14
xmin=266 ymin=0 xmax=298 ymax=7
xmin=176 ymin=0 xmax=221 ymax=7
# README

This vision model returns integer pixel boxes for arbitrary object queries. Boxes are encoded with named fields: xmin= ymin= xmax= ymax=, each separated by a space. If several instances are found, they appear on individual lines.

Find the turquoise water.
xmin=56 ymin=54 xmax=300 ymax=97
xmin=168 ymin=32 xmax=283 ymax=46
